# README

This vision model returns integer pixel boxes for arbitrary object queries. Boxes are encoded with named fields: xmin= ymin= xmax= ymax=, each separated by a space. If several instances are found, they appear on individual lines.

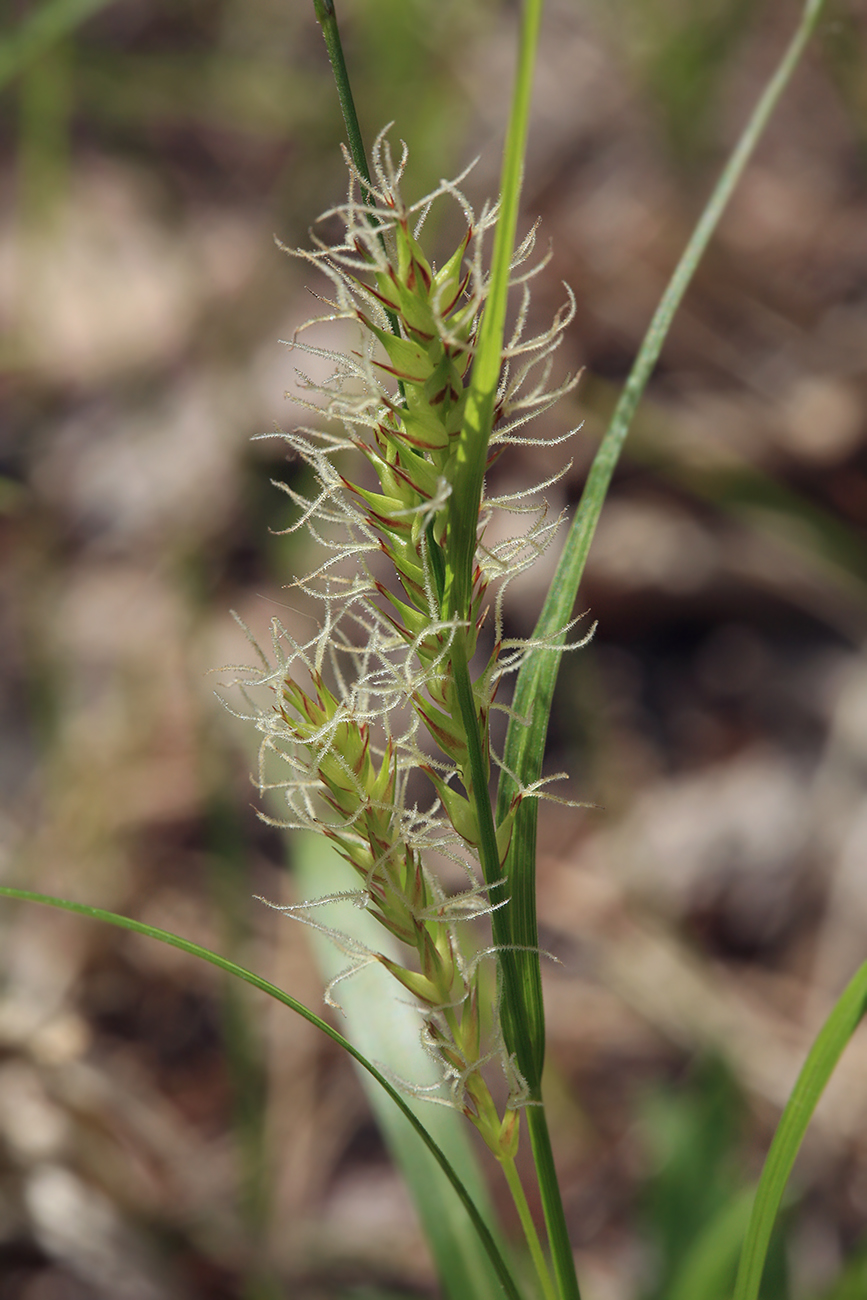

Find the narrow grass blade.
xmin=496 ymin=0 xmax=829 ymax=1079
xmin=0 ymin=885 xmax=526 ymax=1300
xmin=293 ymin=833 xmax=516 ymax=1300
xmin=311 ymin=0 xmax=369 ymax=193
xmin=733 ymin=961 xmax=867 ymax=1300
xmin=0 ymin=0 xmax=114 ymax=91
xmin=310 ymin=0 xmax=403 ymax=342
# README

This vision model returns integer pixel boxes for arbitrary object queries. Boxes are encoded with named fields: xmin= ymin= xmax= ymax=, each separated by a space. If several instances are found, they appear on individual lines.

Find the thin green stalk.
xmin=497 ymin=0 xmax=831 ymax=1059
xmin=311 ymin=0 xmax=403 ymax=348
xmin=442 ymin=0 xmax=546 ymax=1121
xmin=501 ymin=1155 xmax=557 ymax=1300
xmin=451 ymin=637 xmax=502 ymax=893
xmin=449 ymin=642 xmax=530 ymax=1106
xmin=452 ymin=625 xmax=568 ymax=1300
xmin=311 ymin=0 xmax=370 ymax=196
xmin=525 ymin=1106 xmax=579 ymax=1300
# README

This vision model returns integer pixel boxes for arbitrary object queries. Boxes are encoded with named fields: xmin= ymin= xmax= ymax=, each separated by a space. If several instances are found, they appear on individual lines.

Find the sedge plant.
xmin=2 ymin=1 xmax=865 ymax=1298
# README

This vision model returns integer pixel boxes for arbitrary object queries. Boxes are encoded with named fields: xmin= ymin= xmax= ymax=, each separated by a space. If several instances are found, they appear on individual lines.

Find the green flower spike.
xmin=229 ymin=128 xmax=580 ymax=1152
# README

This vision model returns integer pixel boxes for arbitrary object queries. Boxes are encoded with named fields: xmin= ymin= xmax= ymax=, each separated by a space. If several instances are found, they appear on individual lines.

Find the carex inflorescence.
xmin=231 ymin=129 xmax=576 ymax=1159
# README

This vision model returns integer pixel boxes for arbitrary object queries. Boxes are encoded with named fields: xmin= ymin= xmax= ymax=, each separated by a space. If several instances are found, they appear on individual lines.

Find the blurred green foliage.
xmin=606 ymin=0 xmax=759 ymax=164
xmin=640 ymin=1058 xmax=789 ymax=1300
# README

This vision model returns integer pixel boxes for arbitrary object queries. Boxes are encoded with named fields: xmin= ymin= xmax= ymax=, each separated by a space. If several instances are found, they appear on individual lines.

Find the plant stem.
xmin=498 ymin=0 xmax=831 ymax=1091
xmin=444 ymin=0 xmax=548 ymax=1104
xmin=501 ymin=1153 xmax=557 ymax=1300
xmin=311 ymin=0 xmax=404 ymax=344
xmin=526 ymin=1106 xmax=580 ymax=1300
xmin=311 ymin=0 xmax=371 ymax=194
xmin=450 ymin=637 xmax=502 ymax=892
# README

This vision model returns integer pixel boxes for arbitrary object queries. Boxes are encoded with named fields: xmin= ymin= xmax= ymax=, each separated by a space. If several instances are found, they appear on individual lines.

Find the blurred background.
xmin=2 ymin=0 xmax=867 ymax=1296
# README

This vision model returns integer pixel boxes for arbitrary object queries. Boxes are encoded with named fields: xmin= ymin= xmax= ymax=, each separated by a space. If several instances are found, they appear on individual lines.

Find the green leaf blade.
xmin=733 ymin=963 xmax=867 ymax=1300
xmin=0 ymin=885 xmax=526 ymax=1300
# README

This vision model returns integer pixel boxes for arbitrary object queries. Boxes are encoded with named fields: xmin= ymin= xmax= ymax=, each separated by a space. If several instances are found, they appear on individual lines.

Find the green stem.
xmin=501 ymin=1153 xmax=557 ymax=1300
xmin=311 ymin=0 xmax=404 ymax=346
xmin=450 ymin=633 xmax=502 ymax=894
xmin=311 ymin=0 xmax=371 ymax=194
xmin=526 ymin=1106 xmax=580 ymax=1300
xmin=443 ymin=5 xmax=584 ymax=1297
xmin=452 ymin=638 xmax=565 ymax=1300
xmin=449 ymin=637 xmax=528 ymax=1083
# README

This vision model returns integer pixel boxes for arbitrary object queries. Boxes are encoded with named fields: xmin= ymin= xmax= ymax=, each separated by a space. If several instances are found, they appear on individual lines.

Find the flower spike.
xmin=229 ymin=130 xmax=579 ymax=1151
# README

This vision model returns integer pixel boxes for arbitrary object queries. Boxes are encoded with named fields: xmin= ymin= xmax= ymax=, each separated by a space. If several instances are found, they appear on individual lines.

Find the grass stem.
xmin=501 ymin=1153 xmax=558 ymax=1300
xmin=311 ymin=0 xmax=371 ymax=194
xmin=526 ymin=1106 xmax=581 ymax=1300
